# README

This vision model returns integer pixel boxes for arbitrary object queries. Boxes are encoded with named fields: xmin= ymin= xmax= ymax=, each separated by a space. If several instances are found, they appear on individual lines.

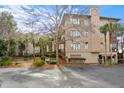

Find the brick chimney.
xmin=90 ymin=7 xmax=100 ymax=53
xmin=90 ymin=7 xmax=99 ymax=17
xmin=90 ymin=7 xmax=99 ymax=32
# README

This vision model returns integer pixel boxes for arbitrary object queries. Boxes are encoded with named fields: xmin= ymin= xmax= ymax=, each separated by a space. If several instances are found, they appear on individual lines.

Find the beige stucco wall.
xmin=65 ymin=51 xmax=99 ymax=63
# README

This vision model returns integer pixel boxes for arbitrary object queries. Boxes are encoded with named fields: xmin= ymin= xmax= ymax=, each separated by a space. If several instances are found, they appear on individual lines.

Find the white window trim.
xmin=70 ymin=30 xmax=81 ymax=37
xmin=70 ymin=18 xmax=80 ymax=25
xmin=71 ymin=43 xmax=81 ymax=50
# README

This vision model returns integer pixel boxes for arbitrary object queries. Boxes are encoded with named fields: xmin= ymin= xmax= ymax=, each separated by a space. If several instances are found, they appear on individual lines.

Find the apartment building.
xmin=53 ymin=8 xmax=120 ymax=63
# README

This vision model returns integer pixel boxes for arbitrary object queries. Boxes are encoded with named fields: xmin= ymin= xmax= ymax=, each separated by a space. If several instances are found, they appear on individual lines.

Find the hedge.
xmin=68 ymin=58 xmax=86 ymax=61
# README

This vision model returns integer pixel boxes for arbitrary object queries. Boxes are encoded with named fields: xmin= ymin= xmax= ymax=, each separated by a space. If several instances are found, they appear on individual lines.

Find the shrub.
xmin=48 ymin=57 xmax=57 ymax=64
xmin=49 ymin=61 xmax=57 ymax=64
xmin=44 ymin=52 xmax=56 ymax=57
xmin=35 ymin=53 xmax=41 ymax=57
xmin=50 ymin=53 xmax=56 ymax=57
xmin=2 ymin=60 xmax=12 ymax=66
xmin=44 ymin=52 xmax=49 ymax=57
xmin=23 ymin=54 xmax=29 ymax=61
xmin=68 ymin=58 xmax=86 ymax=61
xmin=0 ymin=56 xmax=12 ymax=66
xmin=0 ymin=56 xmax=9 ymax=62
xmin=40 ymin=56 xmax=45 ymax=60
xmin=0 ymin=40 xmax=7 ymax=56
xmin=68 ymin=57 xmax=86 ymax=63
xmin=33 ymin=59 xmax=45 ymax=67
xmin=105 ymin=60 xmax=111 ymax=65
xmin=35 ymin=57 xmax=41 ymax=60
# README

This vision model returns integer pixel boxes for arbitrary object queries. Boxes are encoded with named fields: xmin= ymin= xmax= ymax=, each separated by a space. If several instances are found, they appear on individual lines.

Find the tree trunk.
xmin=116 ymin=40 xmax=119 ymax=52
xmin=7 ymin=40 xmax=10 ymax=56
xmin=7 ymin=33 xmax=10 ymax=57
xmin=56 ymin=36 xmax=59 ymax=65
xmin=110 ymin=32 xmax=113 ymax=64
xmin=40 ymin=40 xmax=44 ymax=57
xmin=40 ymin=46 xmax=44 ymax=57
xmin=104 ymin=33 xmax=107 ymax=64
xmin=32 ymin=33 xmax=35 ymax=62
xmin=121 ymin=35 xmax=123 ymax=51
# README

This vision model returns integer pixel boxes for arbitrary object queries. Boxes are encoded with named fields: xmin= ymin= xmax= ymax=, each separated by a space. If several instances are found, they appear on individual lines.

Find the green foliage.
xmin=0 ymin=11 xmax=17 ymax=37
xmin=105 ymin=60 xmax=111 ymax=65
xmin=44 ymin=52 xmax=56 ymax=57
xmin=8 ymin=39 xmax=16 ymax=56
xmin=18 ymin=41 xmax=26 ymax=56
xmin=0 ymin=56 xmax=12 ymax=66
xmin=100 ymin=23 xmax=119 ymax=34
xmin=48 ymin=57 xmax=57 ymax=64
xmin=68 ymin=57 xmax=86 ymax=63
xmin=0 ymin=11 xmax=17 ymax=57
xmin=0 ymin=39 xmax=7 ymax=56
xmin=0 ymin=56 xmax=9 ymax=62
xmin=0 ymin=39 xmax=16 ymax=56
xmin=35 ymin=53 xmax=41 ymax=57
xmin=0 ymin=60 xmax=12 ymax=66
xmin=33 ymin=58 xmax=45 ymax=67
xmin=40 ymin=56 xmax=45 ymax=60
xmin=68 ymin=58 xmax=86 ymax=61
xmin=49 ymin=61 xmax=57 ymax=64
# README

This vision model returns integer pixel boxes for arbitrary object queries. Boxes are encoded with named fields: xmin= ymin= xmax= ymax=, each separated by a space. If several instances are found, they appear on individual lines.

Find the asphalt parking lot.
xmin=0 ymin=64 xmax=124 ymax=88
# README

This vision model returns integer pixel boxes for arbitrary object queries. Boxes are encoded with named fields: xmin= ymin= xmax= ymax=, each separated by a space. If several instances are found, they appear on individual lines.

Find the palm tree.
xmin=100 ymin=23 xmax=119 ymax=63
xmin=100 ymin=24 xmax=109 ymax=63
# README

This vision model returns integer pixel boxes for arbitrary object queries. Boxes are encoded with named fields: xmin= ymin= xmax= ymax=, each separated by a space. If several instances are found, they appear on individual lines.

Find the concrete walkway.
xmin=0 ymin=64 xmax=124 ymax=88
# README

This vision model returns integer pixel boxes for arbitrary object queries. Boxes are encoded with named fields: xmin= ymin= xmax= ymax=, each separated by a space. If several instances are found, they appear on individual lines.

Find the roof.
xmin=64 ymin=14 xmax=121 ymax=21
xmin=99 ymin=16 xmax=121 ymax=21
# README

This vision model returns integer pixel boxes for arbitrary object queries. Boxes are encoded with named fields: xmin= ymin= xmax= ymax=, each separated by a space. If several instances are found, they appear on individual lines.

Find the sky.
xmin=99 ymin=5 xmax=124 ymax=19
xmin=0 ymin=5 xmax=124 ymax=32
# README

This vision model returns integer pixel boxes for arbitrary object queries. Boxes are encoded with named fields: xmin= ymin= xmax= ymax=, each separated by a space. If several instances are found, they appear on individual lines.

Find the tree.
xmin=15 ymin=31 xmax=35 ymax=56
xmin=36 ymin=36 xmax=52 ymax=57
xmin=20 ymin=5 xmax=89 ymax=64
xmin=0 ymin=11 xmax=17 ymax=56
xmin=0 ymin=39 xmax=7 ymax=56
xmin=19 ymin=11 xmax=40 ymax=62
xmin=18 ymin=5 xmax=90 ymax=64
xmin=18 ymin=41 xmax=25 ymax=56
xmin=115 ymin=24 xmax=124 ymax=52
xmin=100 ymin=24 xmax=109 ymax=62
xmin=100 ymin=23 xmax=119 ymax=62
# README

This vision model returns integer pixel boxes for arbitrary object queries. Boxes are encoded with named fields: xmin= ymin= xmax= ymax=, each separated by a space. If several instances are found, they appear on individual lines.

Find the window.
xmin=100 ymin=42 xmax=104 ymax=49
xmin=71 ymin=43 xmax=81 ymax=50
xmin=84 ymin=31 xmax=88 ymax=37
xmin=70 ymin=30 xmax=81 ymax=37
xmin=84 ymin=42 xmax=88 ymax=49
xmin=70 ymin=18 xmax=80 ymax=24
